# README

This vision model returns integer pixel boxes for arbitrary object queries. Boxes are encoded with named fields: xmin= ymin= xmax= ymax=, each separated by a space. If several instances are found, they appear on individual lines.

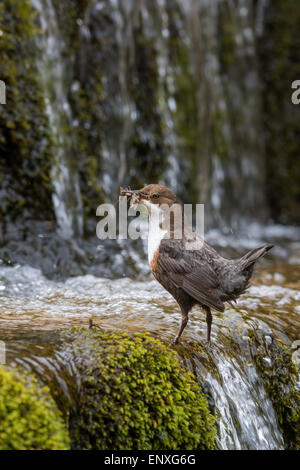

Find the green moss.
xmin=68 ymin=327 xmax=216 ymax=450
xmin=218 ymin=3 xmax=237 ymax=71
xmin=51 ymin=0 xmax=92 ymax=55
xmin=212 ymin=109 xmax=230 ymax=164
xmin=49 ymin=1 xmax=106 ymax=221
xmin=252 ymin=339 xmax=300 ymax=449
xmin=169 ymin=33 xmax=198 ymax=201
xmin=0 ymin=365 xmax=70 ymax=450
xmin=69 ymin=80 xmax=106 ymax=223
xmin=0 ymin=0 xmax=54 ymax=224
xmin=127 ymin=18 xmax=166 ymax=187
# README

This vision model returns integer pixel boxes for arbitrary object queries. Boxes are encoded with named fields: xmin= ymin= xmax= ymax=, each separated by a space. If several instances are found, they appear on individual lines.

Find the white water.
xmin=1 ymin=261 xmax=298 ymax=449
xmin=32 ymin=0 xmax=83 ymax=239
xmin=208 ymin=358 xmax=283 ymax=449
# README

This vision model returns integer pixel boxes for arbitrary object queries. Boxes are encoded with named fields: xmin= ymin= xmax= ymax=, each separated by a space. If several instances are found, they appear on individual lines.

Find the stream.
xmin=1 ymin=228 xmax=299 ymax=450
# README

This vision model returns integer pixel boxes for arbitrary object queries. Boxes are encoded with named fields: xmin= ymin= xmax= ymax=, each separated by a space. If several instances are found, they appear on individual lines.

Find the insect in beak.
xmin=120 ymin=187 xmax=141 ymax=208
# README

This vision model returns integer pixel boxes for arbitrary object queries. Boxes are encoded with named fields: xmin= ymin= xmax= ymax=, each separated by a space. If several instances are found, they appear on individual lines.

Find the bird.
xmin=120 ymin=184 xmax=274 ymax=345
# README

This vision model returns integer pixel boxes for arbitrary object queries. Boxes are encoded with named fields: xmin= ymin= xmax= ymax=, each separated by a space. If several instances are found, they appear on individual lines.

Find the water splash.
xmin=207 ymin=357 xmax=284 ymax=449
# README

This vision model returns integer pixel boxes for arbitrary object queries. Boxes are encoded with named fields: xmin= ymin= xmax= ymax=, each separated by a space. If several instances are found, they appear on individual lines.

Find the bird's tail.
xmin=238 ymin=243 xmax=274 ymax=280
xmin=239 ymin=243 xmax=274 ymax=267
xmin=221 ymin=244 xmax=274 ymax=302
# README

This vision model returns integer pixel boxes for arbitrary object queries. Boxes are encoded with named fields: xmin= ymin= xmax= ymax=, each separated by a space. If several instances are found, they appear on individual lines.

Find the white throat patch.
xmin=142 ymin=200 xmax=167 ymax=264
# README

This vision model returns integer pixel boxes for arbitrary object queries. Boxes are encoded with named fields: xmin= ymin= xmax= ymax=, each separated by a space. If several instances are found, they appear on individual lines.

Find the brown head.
xmin=120 ymin=184 xmax=178 ymax=208
xmin=120 ymin=184 xmax=182 ymax=237
xmin=121 ymin=184 xmax=188 ymax=241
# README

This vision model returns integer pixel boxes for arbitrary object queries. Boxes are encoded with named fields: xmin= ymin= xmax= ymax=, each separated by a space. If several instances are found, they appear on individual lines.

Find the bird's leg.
xmin=89 ymin=318 xmax=101 ymax=330
xmin=203 ymin=306 xmax=212 ymax=346
xmin=173 ymin=312 xmax=189 ymax=345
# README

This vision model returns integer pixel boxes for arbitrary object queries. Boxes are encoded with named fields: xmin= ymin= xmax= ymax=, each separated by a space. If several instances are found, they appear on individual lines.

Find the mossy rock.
xmin=251 ymin=337 xmax=300 ymax=450
xmin=68 ymin=327 xmax=216 ymax=450
xmin=0 ymin=0 xmax=55 ymax=224
xmin=0 ymin=365 xmax=70 ymax=450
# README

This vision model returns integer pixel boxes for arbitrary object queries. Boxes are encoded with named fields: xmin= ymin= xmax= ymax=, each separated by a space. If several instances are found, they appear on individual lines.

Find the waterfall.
xmin=27 ymin=0 xmax=269 ymax=227
xmin=92 ymin=0 xmax=266 ymax=223
xmin=153 ymin=0 xmax=182 ymax=194
xmin=20 ymin=0 xmax=296 ymax=231
xmin=176 ymin=0 xmax=266 ymax=225
xmin=206 ymin=357 xmax=284 ymax=449
xmin=32 ymin=0 xmax=83 ymax=239
xmin=110 ymin=0 xmax=135 ymax=186
xmin=255 ymin=0 xmax=269 ymax=36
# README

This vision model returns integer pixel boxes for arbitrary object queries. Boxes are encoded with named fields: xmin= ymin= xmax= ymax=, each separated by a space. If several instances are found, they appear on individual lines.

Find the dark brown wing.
xmin=157 ymin=240 xmax=225 ymax=312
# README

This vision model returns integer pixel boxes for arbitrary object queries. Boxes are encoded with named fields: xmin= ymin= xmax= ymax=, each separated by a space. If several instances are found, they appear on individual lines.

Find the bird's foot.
xmin=172 ymin=336 xmax=180 ymax=345
xmin=204 ymin=340 xmax=212 ymax=349
xmin=89 ymin=318 xmax=101 ymax=330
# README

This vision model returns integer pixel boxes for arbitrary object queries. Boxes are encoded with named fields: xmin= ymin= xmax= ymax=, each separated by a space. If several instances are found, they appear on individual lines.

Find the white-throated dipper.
xmin=121 ymin=184 xmax=273 ymax=345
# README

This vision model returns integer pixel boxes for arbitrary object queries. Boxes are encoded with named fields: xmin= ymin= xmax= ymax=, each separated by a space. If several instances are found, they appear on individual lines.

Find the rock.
xmin=292 ymin=349 xmax=300 ymax=370
xmin=265 ymin=335 xmax=273 ymax=345
xmin=291 ymin=340 xmax=300 ymax=351
xmin=65 ymin=327 xmax=216 ymax=450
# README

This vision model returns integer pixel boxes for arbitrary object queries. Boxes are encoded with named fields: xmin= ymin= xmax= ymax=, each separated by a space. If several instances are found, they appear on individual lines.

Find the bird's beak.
xmin=120 ymin=189 xmax=140 ymax=197
xmin=120 ymin=188 xmax=142 ymax=208
xmin=120 ymin=187 xmax=141 ymax=203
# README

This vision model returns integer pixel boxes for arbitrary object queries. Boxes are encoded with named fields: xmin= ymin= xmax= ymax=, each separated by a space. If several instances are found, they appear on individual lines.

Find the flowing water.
xmin=1 ymin=229 xmax=299 ymax=450
xmin=32 ymin=0 xmax=84 ymax=239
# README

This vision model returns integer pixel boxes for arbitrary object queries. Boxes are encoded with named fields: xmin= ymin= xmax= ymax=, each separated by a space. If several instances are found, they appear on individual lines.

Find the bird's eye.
xmin=152 ymin=194 xmax=159 ymax=199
